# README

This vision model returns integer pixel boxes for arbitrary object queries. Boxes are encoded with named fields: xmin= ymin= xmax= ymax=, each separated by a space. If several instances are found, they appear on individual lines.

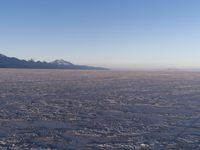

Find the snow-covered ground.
xmin=0 ymin=69 xmax=199 ymax=149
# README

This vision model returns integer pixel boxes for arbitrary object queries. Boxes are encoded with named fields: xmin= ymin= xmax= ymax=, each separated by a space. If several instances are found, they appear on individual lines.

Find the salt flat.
xmin=0 ymin=69 xmax=199 ymax=150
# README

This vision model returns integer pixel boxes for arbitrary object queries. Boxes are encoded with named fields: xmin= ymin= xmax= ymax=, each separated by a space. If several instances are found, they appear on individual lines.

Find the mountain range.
xmin=0 ymin=53 xmax=107 ymax=70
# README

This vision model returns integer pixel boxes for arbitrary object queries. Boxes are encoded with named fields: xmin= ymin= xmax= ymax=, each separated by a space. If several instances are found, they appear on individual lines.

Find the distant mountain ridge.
xmin=0 ymin=53 xmax=107 ymax=70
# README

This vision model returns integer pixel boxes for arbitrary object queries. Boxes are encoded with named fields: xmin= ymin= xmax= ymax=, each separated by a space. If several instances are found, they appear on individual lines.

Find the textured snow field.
xmin=0 ymin=69 xmax=200 ymax=150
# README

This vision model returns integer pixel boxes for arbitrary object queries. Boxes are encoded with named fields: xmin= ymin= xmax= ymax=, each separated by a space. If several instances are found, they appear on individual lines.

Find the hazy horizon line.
xmin=1 ymin=51 xmax=200 ymax=70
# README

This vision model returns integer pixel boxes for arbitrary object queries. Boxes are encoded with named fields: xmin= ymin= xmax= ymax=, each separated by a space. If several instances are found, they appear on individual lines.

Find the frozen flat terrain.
xmin=0 ymin=69 xmax=200 ymax=150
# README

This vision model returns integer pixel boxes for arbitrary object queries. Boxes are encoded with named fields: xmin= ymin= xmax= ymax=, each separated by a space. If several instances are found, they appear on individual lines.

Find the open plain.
xmin=0 ymin=69 xmax=200 ymax=150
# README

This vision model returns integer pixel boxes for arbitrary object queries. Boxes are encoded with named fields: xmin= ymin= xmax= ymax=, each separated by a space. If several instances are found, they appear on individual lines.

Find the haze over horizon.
xmin=1 ymin=0 xmax=200 ymax=69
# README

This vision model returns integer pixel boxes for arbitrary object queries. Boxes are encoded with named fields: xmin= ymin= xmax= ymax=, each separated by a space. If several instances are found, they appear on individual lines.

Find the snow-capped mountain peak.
xmin=52 ymin=59 xmax=73 ymax=66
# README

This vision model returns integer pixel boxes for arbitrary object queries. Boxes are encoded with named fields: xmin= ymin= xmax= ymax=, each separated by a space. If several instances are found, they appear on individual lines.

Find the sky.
xmin=0 ymin=0 xmax=200 ymax=68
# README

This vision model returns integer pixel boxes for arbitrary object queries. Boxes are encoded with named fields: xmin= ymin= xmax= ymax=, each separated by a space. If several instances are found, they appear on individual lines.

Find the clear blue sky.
xmin=0 ymin=0 xmax=200 ymax=68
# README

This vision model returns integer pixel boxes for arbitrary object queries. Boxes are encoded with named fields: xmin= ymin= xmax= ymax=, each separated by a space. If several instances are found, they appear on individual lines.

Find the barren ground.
xmin=0 ymin=69 xmax=199 ymax=150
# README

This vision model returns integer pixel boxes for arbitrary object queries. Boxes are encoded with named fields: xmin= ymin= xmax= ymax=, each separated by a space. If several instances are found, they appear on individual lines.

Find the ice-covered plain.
xmin=0 ymin=69 xmax=199 ymax=150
